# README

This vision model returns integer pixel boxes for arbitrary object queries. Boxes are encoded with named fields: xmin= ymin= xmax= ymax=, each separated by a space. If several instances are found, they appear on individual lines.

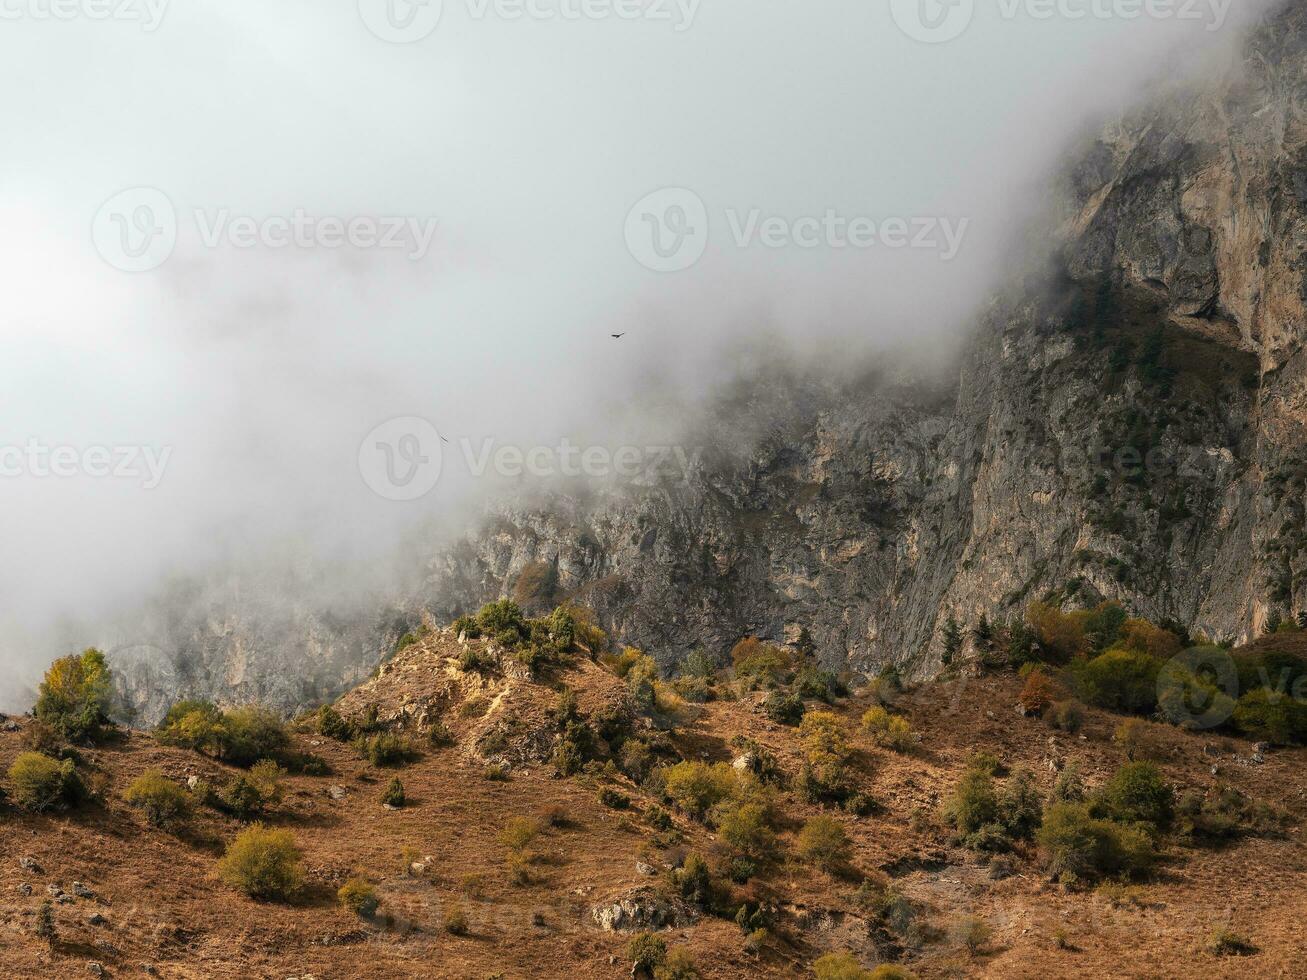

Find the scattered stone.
xmin=591 ymin=887 xmax=698 ymax=932
xmin=88 ymin=913 xmax=109 ymax=927
xmin=19 ymin=856 xmax=42 ymax=873
xmin=17 ymin=883 xmax=32 ymax=897
xmin=48 ymin=885 xmax=66 ymax=899
xmin=328 ymin=785 xmax=349 ymax=800
xmin=731 ymin=752 xmax=755 ymax=772
xmin=87 ymin=963 xmax=105 ymax=977
xmin=1253 ymin=742 xmax=1271 ymax=755
xmin=635 ymin=861 xmax=657 ymax=876
xmin=2 ymin=719 xmax=19 ymax=732
xmin=72 ymin=882 xmax=96 ymax=899
xmin=186 ymin=776 xmax=201 ymax=791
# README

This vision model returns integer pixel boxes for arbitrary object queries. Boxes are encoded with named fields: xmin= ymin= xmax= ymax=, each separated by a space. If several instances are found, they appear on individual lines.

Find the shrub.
xmin=21 ymin=719 xmax=65 ymax=756
xmin=813 ymin=953 xmax=873 ymax=980
xmin=316 ymin=705 xmax=356 ymax=742
xmin=1209 ymin=928 xmax=1256 ymax=956
xmin=1037 ymin=803 xmax=1154 ymax=885
xmin=219 ymin=824 xmax=304 ymax=900
xmin=945 ymin=768 xmax=998 ymax=835
xmin=955 ymin=916 xmax=992 ymax=955
xmin=716 ymin=801 xmax=776 ymax=860
xmin=997 ymin=768 xmax=1044 ymax=840
xmin=1052 ymin=762 xmax=1085 ymax=804
xmin=35 ymin=900 xmax=56 ymax=945
xmin=8 ymin=752 xmax=81 ymax=812
xmin=381 ymin=778 xmax=405 ymax=808
xmin=763 ymin=691 xmax=806 ymax=725
xmin=966 ymin=750 xmax=1006 ymax=777
xmin=124 ymin=770 xmax=192 ymax=829
xmin=731 ymin=637 xmax=793 ymax=687
xmin=1232 ymin=688 xmax=1307 ymax=745
xmin=1018 ymin=670 xmax=1070 ymax=716
xmin=797 ymin=815 xmax=852 ymax=872
xmin=1113 ymin=718 xmax=1160 ymax=760
xmin=627 ymin=932 xmax=667 ymax=971
xmin=157 ymin=701 xmax=290 ymax=767
xmin=618 ymin=740 xmax=655 ymax=782
xmin=444 ymin=899 xmax=469 ymax=934
xmin=861 ymin=707 xmax=913 ymax=752
xmin=219 ymin=759 xmax=284 ymax=820
xmin=1046 ymin=700 xmax=1085 ymax=733
xmin=1074 ymin=649 xmax=1160 ymax=714
xmin=34 ymin=648 xmax=113 ymax=743
xmin=337 ymin=877 xmax=380 ymax=917
xmin=220 ymin=706 xmax=291 ymax=767
xmin=355 ymin=732 xmax=415 ymax=768
xmin=674 ymin=853 xmax=712 ymax=904
xmin=499 ymin=816 xmax=541 ymax=852
xmin=661 ymin=761 xmax=739 ymax=820
xmin=796 ymin=667 xmax=844 ymax=703
xmin=799 ymin=711 xmax=853 ymax=801
xmin=598 ymin=786 xmax=630 ymax=809
xmin=1095 ymin=762 xmax=1173 ymax=831
xmin=655 ymin=947 xmax=700 ymax=980
xmin=1027 ymin=602 xmax=1091 ymax=662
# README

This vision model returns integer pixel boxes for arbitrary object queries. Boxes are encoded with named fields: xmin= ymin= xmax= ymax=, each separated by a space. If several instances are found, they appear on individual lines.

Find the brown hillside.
xmin=1 ymin=631 xmax=1305 ymax=979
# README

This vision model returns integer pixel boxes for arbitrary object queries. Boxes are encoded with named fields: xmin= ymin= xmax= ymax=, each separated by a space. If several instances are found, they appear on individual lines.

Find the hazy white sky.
xmin=0 ymin=0 xmax=1279 ymax=698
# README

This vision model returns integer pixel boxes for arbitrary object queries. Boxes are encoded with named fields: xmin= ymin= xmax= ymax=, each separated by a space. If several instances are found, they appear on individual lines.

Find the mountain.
xmin=426 ymin=3 xmax=1307 ymax=679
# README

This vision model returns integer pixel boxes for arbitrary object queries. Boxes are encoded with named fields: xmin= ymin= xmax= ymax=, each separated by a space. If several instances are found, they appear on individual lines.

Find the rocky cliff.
xmin=103 ymin=2 xmax=1307 ymax=714
xmin=425 ymin=2 xmax=1307 ymax=679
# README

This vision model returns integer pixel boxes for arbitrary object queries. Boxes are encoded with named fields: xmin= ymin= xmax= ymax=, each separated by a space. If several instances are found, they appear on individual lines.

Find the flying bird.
xmin=611 ymin=333 xmax=626 ymax=339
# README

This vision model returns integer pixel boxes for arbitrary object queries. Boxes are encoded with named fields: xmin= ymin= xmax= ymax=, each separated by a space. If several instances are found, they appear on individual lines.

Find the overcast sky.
xmin=0 ymin=0 xmax=1279 ymax=704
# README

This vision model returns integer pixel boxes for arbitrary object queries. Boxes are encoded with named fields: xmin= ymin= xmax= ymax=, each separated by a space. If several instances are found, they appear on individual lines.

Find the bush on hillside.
xmin=1094 ymin=762 xmax=1173 ymax=832
xmin=861 ymin=706 xmax=914 ymax=752
xmin=34 ymin=648 xmax=113 ymax=743
xmin=219 ymin=823 xmax=304 ymax=900
xmin=763 ymin=691 xmax=806 ymax=726
xmin=355 ymin=732 xmax=415 ymax=768
xmin=8 ymin=752 xmax=82 ymax=812
xmin=1073 ymin=649 xmax=1160 ymax=714
xmin=797 ymin=815 xmax=852 ymax=872
xmin=337 ymin=877 xmax=380 ymax=917
xmin=1037 ymin=803 xmax=1154 ymax=885
xmin=731 ymin=637 xmax=793 ymax=688
xmin=1232 ymin=688 xmax=1307 ymax=745
xmin=1017 ymin=669 xmax=1070 ymax=716
xmin=315 ymin=704 xmax=356 ymax=742
xmin=124 ymin=770 xmax=192 ymax=829
xmin=156 ymin=700 xmax=290 ymax=767
xmin=219 ymin=759 xmax=285 ymax=820
xmin=661 ymin=761 xmax=740 ymax=820
xmin=944 ymin=767 xmax=998 ymax=836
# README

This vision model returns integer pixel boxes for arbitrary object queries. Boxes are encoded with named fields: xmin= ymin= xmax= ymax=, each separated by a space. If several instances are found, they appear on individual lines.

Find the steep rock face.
xmin=104 ymin=576 xmax=419 ymax=727
xmin=426 ymin=5 xmax=1307 ymax=678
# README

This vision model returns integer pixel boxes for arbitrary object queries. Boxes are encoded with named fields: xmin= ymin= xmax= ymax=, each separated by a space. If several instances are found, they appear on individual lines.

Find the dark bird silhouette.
xmin=611 ymin=333 xmax=626 ymax=339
